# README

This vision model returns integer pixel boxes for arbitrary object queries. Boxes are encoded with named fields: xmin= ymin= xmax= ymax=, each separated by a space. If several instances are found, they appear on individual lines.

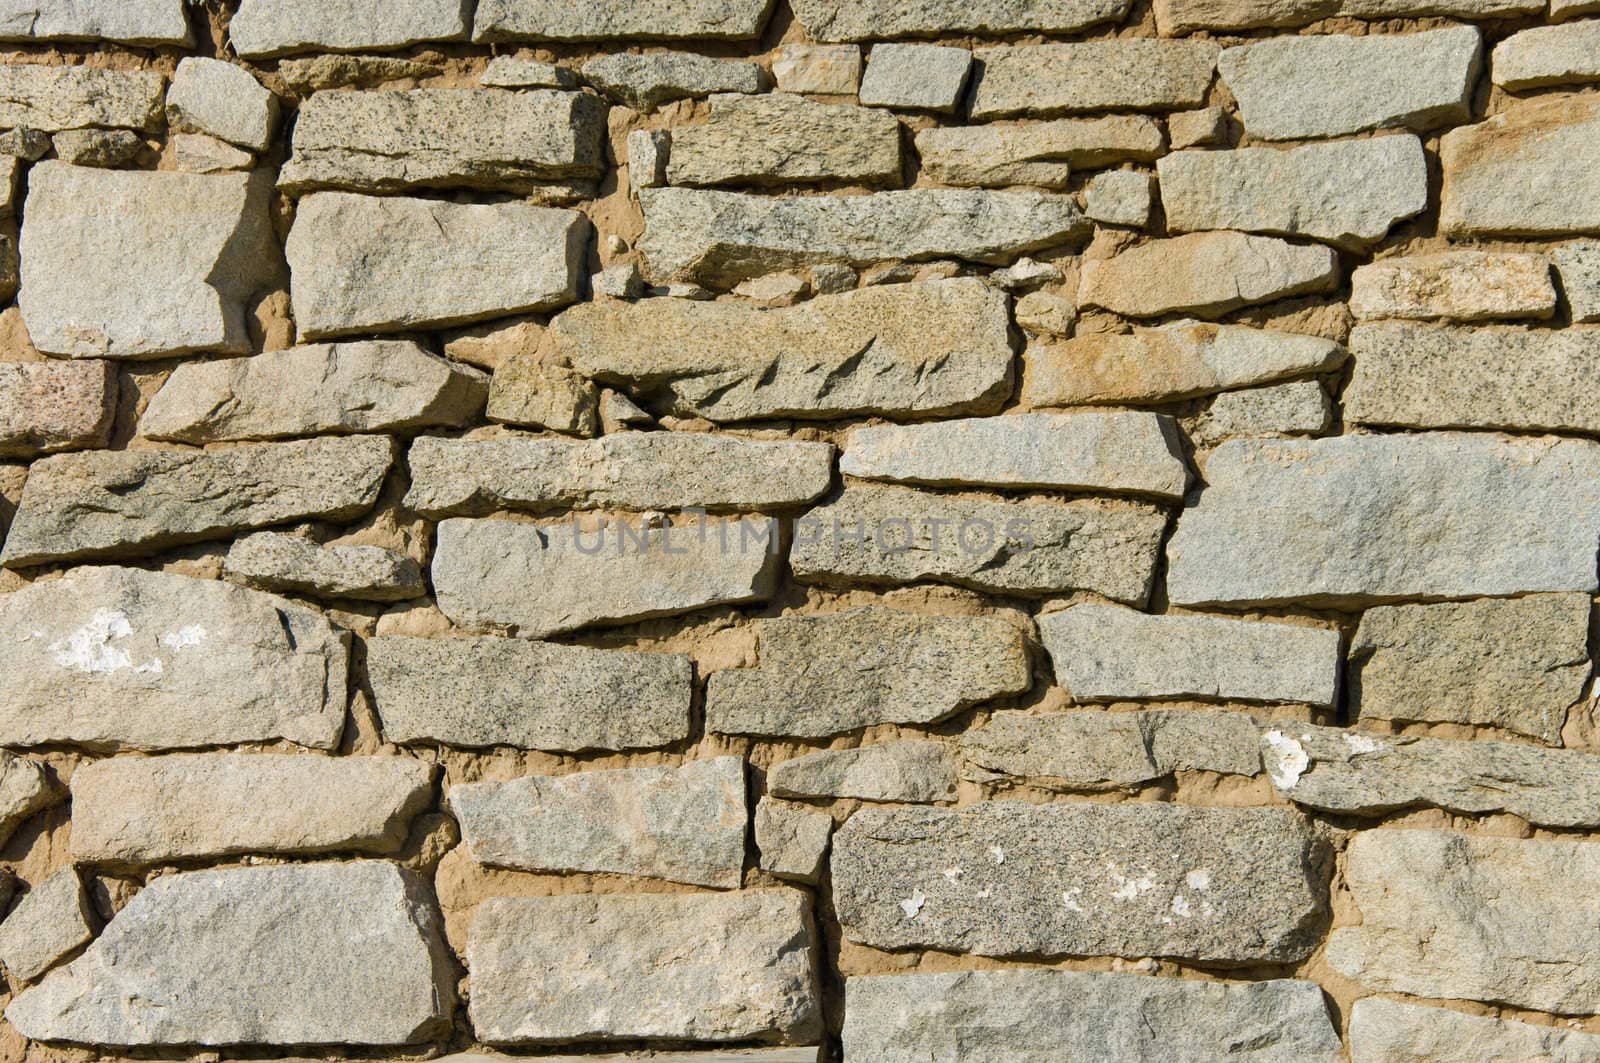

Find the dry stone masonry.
xmin=0 ymin=2 xmax=1597 ymax=1060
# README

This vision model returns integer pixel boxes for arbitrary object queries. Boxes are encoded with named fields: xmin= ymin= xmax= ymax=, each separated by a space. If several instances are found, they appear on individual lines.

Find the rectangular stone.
xmin=405 ymin=434 xmax=834 ymax=517
xmin=859 ymin=44 xmax=972 ymax=113
xmin=473 ymin=0 xmax=775 ymax=41
xmin=1219 ymin=27 xmax=1481 ymax=141
xmin=915 ymin=116 xmax=1165 ymax=188
xmin=1166 ymin=433 xmax=1600 ymax=608
xmin=287 ymin=193 xmax=587 ymax=339
xmin=1329 ymin=830 xmax=1600 ymax=1013
xmin=1350 ymin=251 xmax=1556 ymax=321
xmin=1554 ymin=242 xmax=1600 ymax=323
xmin=1441 ymin=95 xmax=1600 ymax=237
xmin=229 ymin=0 xmax=469 ymax=56
xmin=467 ymin=891 xmax=820 ymax=1044
xmin=432 ymin=515 xmax=781 ymax=637
xmin=770 ymin=740 xmax=958 ymax=803
xmin=71 ymin=754 xmax=433 ymax=866
xmin=843 ymin=972 xmax=1341 ymax=1062
xmin=970 ymin=41 xmax=1219 ymax=119
xmin=449 ymin=758 xmax=746 ymax=888
xmin=223 ymin=532 xmax=424 ymax=602
xmin=790 ymin=482 xmax=1166 ymax=604
xmin=639 ymin=187 xmax=1087 ymax=284
xmin=1156 ymin=0 xmax=1535 ymax=33
xmin=1158 ymin=136 xmax=1427 ymax=248
xmin=0 ymin=65 xmax=164 ymax=132
xmin=0 ymin=0 xmax=189 ymax=44
xmin=756 ymin=798 xmax=832 ymax=884
xmin=0 ymin=360 xmax=115 ymax=457
xmin=0 ymin=869 xmax=91 ymax=983
xmin=1492 ymin=22 xmax=1600 ymax=90
xmin=1077 ymin=232 xmax=1339 ymax=318
xmin=793 ymin=0 xmax=1131 ymax=39
xmin=667 ymin=93 xmax=900 ymax=187
xmin=0 ymin=435 xmax=394 ymax=568
xmin=582 ymin=53 xmax=764 ymax=111
xmin=279 ymin=90 xmax=606 ymax=195
xmin=832 ymin=802 xmax=1328 ymax=962
xmin=1345 ymin=322 xmax=1600 ymax=434
xmin=1187 ymin=381 xmax=1332 ymax=446
xmin=1349 ymin=998 xmax=1600 ymax=1063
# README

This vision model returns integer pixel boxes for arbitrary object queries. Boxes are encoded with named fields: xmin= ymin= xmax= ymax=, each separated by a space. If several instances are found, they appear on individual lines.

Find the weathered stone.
xmin=0 ymin=127 xmax=48 ymax=160
xmin=628 ymin=128 xmax=669 ymax=189
xmin=0 ymin=360 xmax=115 ymax=457
xmin=961 ymin=709 xmax=1262 ymax=788
xmin=166 ymin=58 xmax=277 ymax=153
xmin=1016 ymin=290 xmax=1076 ymax=336
xmin=406 ymin=434 xmax=833 ymax=517
xmin=756 ymin=798 xmax=833 ymax=883
xmin=735 ymin=271 xmax=810 ymax=305
xmin=367 ymin=635 xmax=691 ymax=751
xmin=51 ymin=128 xmax=144 ymax=167
xmin=707 ymin=607 xmax=1030 ymax=738
xmin=1077 ymin=233 xmax=1340 ymax=318
xmin=1554 ymin=242 xmax=1600 ymax=323
xmin=280 ymin=90 xmax=605 ymax=195
xmin=1351 ymin=251 xmax=1556 ymax=321
xmin=859 ymin=44 xmax=972 ymax=113
xmin=1085 ymin=171 xmax=1153 ymax=227
xmin=639 ymin=187 xmax=1087 ymax=284
xmin=20 ymin=163 xmax=278 ymax=358
xmin=1168 ymin=106 xmax=1228 ymax=149
xmin=172 ymin=132 xmax=253 ymax=173
xmin=230 ymin=0 xmax=469 ymax=57
xmin=770 ymin=741 xmax=959 ymax=803
xmin=278 ymin=55 xmax=445 ymax=92
xmin=969 ymin=41 xmax=1219 ymax=119
xmin=0 ymin=567 xmax=347 ymax=751
xmin=1219 ymin=28 xmax=1480 ymax=141
xmin=916 ymin=116 xmax=1164 ymax=188
xmin=1024 ymin=323 xmax=1344 ymax=406
xmin=432 ymin=515 xmax=781 ymax=637
xmin=1348 ymin=998 xmax=1600 ymax=1063
xmin=1 ymin=435 xmax=394 ymax=568
xmin=794 ymin=0 xmax=1130 ymax=39
xmin=5 ymin=862 xmax=453 ymax=1045
xmin=595 ymin=263 xmax=644 ymax=299
xmin=474 ymin=899 xmax=818 ymax=1049
xmin=502 ymin=1052 xmax=819 ymax=1063
xmin=1345 ymin=323 xmax=1600 ymax=434
xmin=1329 ymin=830 xmax=1600 ymax=1012
xmin=832 ymin=802 xmax=1328 ymax=961
xmin=1493 ymin=22 xmax=1600 ymax=90
xmin=1166 ymin=433 xmax=1600 ymax=608
xmin=473 ymin=0 xmax=775 ymax=42
xmin=1350 ymin=594 xmax=1590 ymax=743
xmin=481 ymin=57 xmax=577 ymax=89
xmin=449 ymin=758 xmax=746 ymax=888
xmin=71 ymin=754 xmax=433 ymax=865
xmin=667 ymin=92 xmax=900 ymax=188
xmin=0 ymin=754 xmax=53 ymax=848
xmin=287 ymin=193 xmax=587 ymax=338
xmin=442 ymin=315 xmax=544 ymax=371
xmin=0 ymin=0 xmax=189 ymax=44
xmin=581 ymin=53 xmax=765 ymax=111
xmin=0 ymin=66 xmax=164 ymax=132
xmin=223 ymin=532 xmax=424 ymax=602
xmin=843 ymin=971 xmax=1342 ymax=1062
xmin=792 ymin=483 xmax=1166 ymax=603
xmin=486 ymin=359 xmax=599 ymax=435
xmin=1159 ymin=137 xmax=1428 ymax=248
xmin=556 ymin=279 xmax=1013 ymax=421
xmin=772 ymin=44 xmax=861 ymax=94
xmin=1040 ymin=604 xmax=1340 ymax=706
xmin=0 ymin=869 xmax=91 ymax=983
xmin=1187 ymin=381 xmax=1332 ymax=446
xmin=840 ymin=412 xmax=1189 ymax=500
xmin=1441 ymin=95 xmax=1600 ymax=237
xmin=1156 ymin=0 xmax=1535 ymax=33
xmin=991 ymin=257 xmax=1062 ymax=291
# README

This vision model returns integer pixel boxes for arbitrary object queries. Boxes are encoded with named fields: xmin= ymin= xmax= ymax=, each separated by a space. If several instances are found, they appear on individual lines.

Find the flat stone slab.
xmin=166 ymin=57 xmax=278 ymax=154
xmin=405 ymin=434 xmax=834 ymax=516
xmin=450 ymin=758 xmax=746 ymax=888
xmin=832 ymin=802 xmax=1328 ymax=962
xmin=1166 ymin=433 xmax=1600 ymax=608
xmin=0 ymin=869 xmax=91 ymax=983
xmin=280 ymin=89 xmax=606 ymax=195
xmin=1187 ymin=381 xmax=1332 ymax=446
xmin=1441 ymin=95 xmax=1600 ymax=237
xmin=0 ymin=566 xmax=347 ymax=751
xmin=1078 ymin=232 xmax=1340 ymax=318
xmin=1350 ymin=251 xmax=1556 ymax=321
xmin=969 ymin=41 xmax=1219 ymax=119
xmin=230 ymin=0 xmax=470 ymax=56
xmin=1555 ymin=242 xmax=1600 ymax=323
xmin=5 ymin=862 xmax=454 ymax=1045
xmin=1 ymin=435 xmax=394 ymax=568
xmin=790 ymin=483 xmax=1167 ymax=604
xmin=141 ymin=340 xmax=486 ymax=442
xmin=756 ymin=798 xmax=833 ymax=883
xmin=287 ymin=192 xmax=587 ymax=339
xmin=792 ymin=0 xmax=1131 ymax=39
xmin=1493 ymin=21 xmax=1600 ymax=90
xmin=0 ymin=753 xmax=54 ymax=848
xmin=581 ymin=53 xmax=766 ymax=111
xmin=0 ymin=66 xmax=164 ymax=132
xmin=20 ymin=164 xmax=279 ymax=359
xmin=706 ymin=606 xmax=1030 ymax=738
xmin=467 ymin=891 xmax=820 ymax=1044
xmin=473 ymin=0 xmax=775 ymax=41
xmin=667 ymin=92 xmax=900 ymax=187
xmin=859 ymin=44 xmax=972 ymax=113
xmin=1329 ymin=830 xmax=1600 ymax=1013
xmin=0 ymin=0 xmax=190 ymax=44
xmin=770 ymin=741 xmax=959 ymax=803
xmin=555 ymin=279 xmax=1013 ymax=421
xmin=915 ymin=116 xmax=1164 ymax=188
xmin=1349 ymin=998 xmax=1600 ymax=1063
xmin=368 ymin=635 xmax=691 ymax=751
xmin=71 ymin=754 xmax=433 ymax=865
xmin=224 ymin=532 xmax=424 ymax=602
xmin=1156 ymin=0 xmax=1535 ymax=32
xmin=840 ymin=412 xmax=1190 ymax=500
xmin=639 ymin=187 xmax=1087 ymax=284
xmin=843 ymin=971 xmax=1341 ymax=1062
xmin=0 ymin=360 xmax=115 ymax=457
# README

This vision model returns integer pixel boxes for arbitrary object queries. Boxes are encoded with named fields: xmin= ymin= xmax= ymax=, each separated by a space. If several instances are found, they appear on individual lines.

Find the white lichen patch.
xmin=160 ymin=625 xmax=207 ymax=650
xmin=899 ymin=890 xmax=926 ymax=919
xmin=1262 ymin=730 xmax=1311 ymax=789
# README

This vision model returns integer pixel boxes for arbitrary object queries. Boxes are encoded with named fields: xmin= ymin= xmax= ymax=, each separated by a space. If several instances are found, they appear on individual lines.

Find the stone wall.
xmin=0 ymin=0 xmax=1597 ymax=1059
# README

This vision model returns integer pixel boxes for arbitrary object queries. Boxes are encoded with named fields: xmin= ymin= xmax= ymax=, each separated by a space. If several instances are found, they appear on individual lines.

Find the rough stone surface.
xmin=467 ymin=891 xmax=820 ymax=1044
xmin=473 ymin=0 xmax=776 ymax=42
xmin=223 ymin=532 xmax=425 ymax=602
xmin=755 ymin=798 xmax=832 ymax=883
xmin=1078 ymin=232 xmax=1340 ymax=318
xmin=666 ymin=93 xmax=900 ymax=187
xmin=0 ymin=754 xmax=53 ymax=848
xmin=1187 ymin=382 xmax=1332 ymax=446
xmin=4 ymin=862 xmax=454 ymax=1045
xmin=793 ymin=0 xmax=1132 ymax=39
xmin=1554 ymin=242 xmax=1600 ymax=323
xmin=487 ymin=359 xmax=598 ymax=435
xmin=278 ymin=54 xmax=446 ymax=91
xmin=769 ymin=741 xmax=959 ymax=803
xmin=1441 ymin=95 xmax=1600 ymax=237
xmin=0 ymin=869 xmax=91 ymax=983
xmin=706 ymin=607 xmax=1030 ymax=737
xmin=1085 ymin=170 xmax=1153 ymax=227
xmin=1169 ymin=106 xmax=1228 ymax=149
xmin=1156 ymin=0 xmax=1535 ymax=32
xmin=772 ymin=44 xmax=861 ymax=94
xmin=1348 ymin=998 xmax=1600 ymax=1063
xmin=582 ymin=53 xmax=765 ymax=111
xmin=916 ymin=116 xmax=1165 ymax=188
xmin=449 ymin=758 xmax=746 ymax=888
xmin=832 ymin=802 xmax=1328 ymax=961
xmin=1167 ymin=433 xmax=1600 ymax=607
xmin=0 ymin=0 xmax=189 ymax=44
xmin=230 ymin=0 xmax=470 ymax=57
xmin=859 ymin=44 xmax=972 ymax=112
xmin=628 ymin=128 xmax=669 ymax=189
xmin=51 ymin=128 xmax=144 ymax=168
xmin=480 ymin=57 xmax=576 ymax=89
xmin=0 ymin=66 xmax=164 ymax=132
xmin=166 ymin=58 xmax=278 ymax=153
xmin=1493 ymin=22 xmax=1600 ymax=89
xmin=1 ymin=435 xmax=394 ymax=568
xmin=173 ymin=133 xmax=254 ymax=174
xmin=969 ymin=41 xmax=1220 ymax=119
xmin=0 ymin=360 xmax=115 ymax=457
xmin=1350 ymin=251 xmax=1556 ymax=320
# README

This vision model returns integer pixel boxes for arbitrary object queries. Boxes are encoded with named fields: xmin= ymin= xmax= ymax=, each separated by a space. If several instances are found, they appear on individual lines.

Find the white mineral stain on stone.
xmin=1062 ymin=888 xmax=1085 ymax=913
xmin=51 ymin=610 xmax=137 ymax=674
xmin=1263 ymin=730 xmax=1311 ymax=789
xmin=1186 ymin=869 xmax=1211 ymax=891
xmin=988 ymin=846 xmax=1005 ymax=864
xmin=1344 ymin=732 xmax=1381 ymax=755
xmin=1111 ymin=873 xmax=1156 ymax=901
xmin=942 ymin=866 xmax=963 ymax=883
xmin=1171 ymin=894 xmax=1194 ymax=917
xmin=160 ymin=626 xmax=207 ymax=650
xmin=900 ymin=890 xmax=927 ymax=919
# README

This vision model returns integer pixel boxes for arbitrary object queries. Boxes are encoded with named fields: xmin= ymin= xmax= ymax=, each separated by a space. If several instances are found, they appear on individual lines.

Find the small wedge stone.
xmin=51 ymin=129 xmax=143 ymax=168
xmin=916 ymin=116 xmax=1165 ymax=188
xmin=581 ymin=53 xmax=765 ymax=111
xmin=666 ymin=92 xmax=900 ymax=187
xmin=487 ymin=359 xmax=597 ymax=435
xmin=756 ymin=798 xmax=832 ymax=883
xmin=0 ymin=361 xmax=115 ymax=457
xmin=230 ymin=0 xmax=469 ymax=57
xmin=1078 ymin=233 xmax=1340 ymax=318
xmin=1085 ymin=171 xmax=1154 ymax=227
xmin=1554 ymin=242 xmax=1600 ymax=322
xmin=166 ymin=58 xmax=277 ymax=153
xmin=223 ymin=532 xmax=425 ymax=602
xmin=172 ymin=133 xmax=253 ymax=173
xmin=770 ymin=741 xmax=959 ymax=803
xmin=970 ymin=41 xmax=1220 ymax=119
xmin=859 ymin=44 xmax=972 ymax=113
xmin=0 ymin=869 xmax=91 ymax=983
xmin=480 ymin=57 xmax=576 ymax=89
xmin=773 ymin=44 xmax=861 ymax=94
xmin=0 ymin=754 xmax=53 ymax=848
xmin=1350 ymin=252 xmax=1556 ymax=321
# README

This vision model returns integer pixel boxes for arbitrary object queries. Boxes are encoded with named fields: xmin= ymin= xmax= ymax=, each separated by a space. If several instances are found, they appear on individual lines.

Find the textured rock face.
xmin=0 ymin=566 xmax=348 ymax=751
xmin=1166 ymin=433 xmax=1600 ymax=607
xmin=1156 ymin=0 xmax=1533 ymax=32
xmin=5 ymin=863 xmax=454 ymax=1045
xmin=450 ymin=758 xmax=746 ymax=887
xmin=1078 ymin=232 xmax=1340 ymax=318
xmin=773 ymin=43 xmax=862 ymax=93
xmin=843 ymin=971 xmax=1342 ymax=1062
xmin=792 ymin=0 xmax=1132 ymax=39
xmin=0 ymin=435 xmax=394 ymax=568
xmin=1329 ymin=830 xmax=1600 ymax=1012
xmin=1550 ymin=244 xmax=1600 ymax=322
xmin=1441 ymin=95 xmax=1600 ymax=237
xmin=1350 ymin=251 xmax=1556 ymax=320
xmin=19 ymin=164 xmax=279 ymax=359
xmin=367 ymin=635 xmax=691 ymax=751
xmin=473 ymin=0 xmax=776 ymax=41
xmin=1348 ymin=998 xmax=1600 ymax=1063
xmin=916 ymin=116 xmax=1165 ymax=187
xmin=833 ymin=802 xmax=1329 ymax=961
xmin=230 ymin=0 xmax=470 ymax=56
xmin=0 ymin=360 xmax=115 ymax=457
xmin=969 ymin=41 xmax=1220 ymax=118
xmin=0 ymin=869 xmax=91 ymax=983
xmin=667 ymin=93 xmax=900 ymax=187
xmin=0 ymin=754 xmax=53 ymax=848
xmin=1493 ymin=22 xmax=1600 ymax=90
xmin=0 ymin=66 xmax=164 ymax=132
xmin=71 ymin=755 xmax=433 ymax=865
xmin=223 ymin=533 xmax=424 ymax=601
xmin=706 ymin=607 xmax=1030 ymax=737
xmin=0 ymin=0 xmax=189 ymax=44
xmin=859 ymin=44 xmax=972 ymax=112
xmin=755 ymin=798 xmax=833 ymax=883
xmin=166 ymin=58 xmax=278 ymax=154
xmin=581 ymin=53 xmax=766 ymax=110
xmin=467 ymin=891 xmax=820 ymax=1044
xmin=486 ymin=360 xmax=598 ymax=435
xmin=1188 ymin=381 xmax=1332 ymax=446
xmin=769 ymin=741 xmax=959 ymax=802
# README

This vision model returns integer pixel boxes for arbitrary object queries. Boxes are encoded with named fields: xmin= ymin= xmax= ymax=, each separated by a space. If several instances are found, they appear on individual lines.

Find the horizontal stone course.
xmin=1350 ymin=251 xmax=1557 ymax=321
xmin=1492 ymin=21 xmax=1600 ymax=90
xmin=793 ymin=0 xmax=1133 ymax=39
xmin=769 ymin=740 xmax=959 ymax=803
xmin=0 ymin=0 xmax=190 ymax=44
xmin=0 ymin=66 xmax=165 ymax=132
xmin=1078 ymin=233 xmax=1340 ymax=318
xmin=915 ymin=116 xmax=1165 ymax=188
xmin=666 ymin=92 xmax=901 ymax=187
xmin=581 ymin=53 xmax=767 ymax=111
xmin=1156 ymin=0 xmax=1535 ymax=32
xmin=1349 ymin=998 xmax=1600 ymax=1062
xmin=969 ymin=41 xmax=1220 ymax=119
xmin=473 ymin=0 xmax=776 ymax=42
